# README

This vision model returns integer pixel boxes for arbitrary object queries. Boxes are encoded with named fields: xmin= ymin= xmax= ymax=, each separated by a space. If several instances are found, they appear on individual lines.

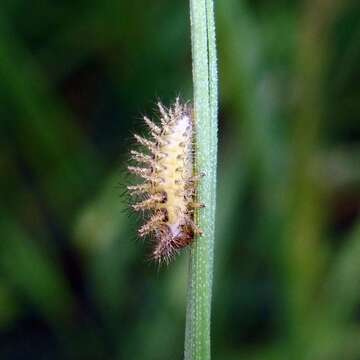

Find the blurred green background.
xmin=0 ymin=0 xmax=359 ymax=359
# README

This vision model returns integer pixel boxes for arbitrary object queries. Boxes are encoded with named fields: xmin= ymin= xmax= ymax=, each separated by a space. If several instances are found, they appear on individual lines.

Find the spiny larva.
xmin=128 ymin=98 xmax=204 ymax=264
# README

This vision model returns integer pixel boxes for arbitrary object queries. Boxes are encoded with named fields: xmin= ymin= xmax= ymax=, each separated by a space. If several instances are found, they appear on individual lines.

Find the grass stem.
xmin=184 ymin=0 xmax=218 ymax=359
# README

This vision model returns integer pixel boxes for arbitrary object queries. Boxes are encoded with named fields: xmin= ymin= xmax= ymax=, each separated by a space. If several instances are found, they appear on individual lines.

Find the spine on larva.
xmin=128 ymin=98 xmax=203 ymax=264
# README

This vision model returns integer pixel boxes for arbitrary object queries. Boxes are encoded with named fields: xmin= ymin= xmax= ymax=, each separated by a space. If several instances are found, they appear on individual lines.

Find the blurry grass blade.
xmin=326 ymin=222 xmax=360 ymax=321
xmin=0 ymin=217 xmax=74 ymax=326
xmin=74 ymin=172 xmax=135 ymax=324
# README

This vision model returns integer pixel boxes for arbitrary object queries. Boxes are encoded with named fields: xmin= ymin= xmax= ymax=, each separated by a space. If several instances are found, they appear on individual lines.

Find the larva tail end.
xmin=151 ymin=241 xmax=178 ymax=265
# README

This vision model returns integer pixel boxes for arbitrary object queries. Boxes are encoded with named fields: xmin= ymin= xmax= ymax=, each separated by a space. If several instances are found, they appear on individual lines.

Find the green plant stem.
xmin=184 ymin=0 xmax=218 ymax=359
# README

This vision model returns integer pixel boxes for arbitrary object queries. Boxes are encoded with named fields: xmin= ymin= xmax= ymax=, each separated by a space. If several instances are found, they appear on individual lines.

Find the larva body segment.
xmin=128 ymin=99 xmax=203 ymax=264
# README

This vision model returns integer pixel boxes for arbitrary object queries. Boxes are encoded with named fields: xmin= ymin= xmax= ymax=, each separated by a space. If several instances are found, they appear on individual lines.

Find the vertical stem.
xmin=184 ymin=0 xmax=218 ymax=359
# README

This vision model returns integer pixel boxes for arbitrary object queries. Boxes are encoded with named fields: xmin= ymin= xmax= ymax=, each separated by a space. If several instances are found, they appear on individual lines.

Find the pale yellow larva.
xmin=128 ymin=98 xmax=204 ymax=264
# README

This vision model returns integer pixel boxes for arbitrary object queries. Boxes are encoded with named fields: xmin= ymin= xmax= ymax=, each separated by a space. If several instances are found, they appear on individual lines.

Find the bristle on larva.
xmin=128 ymin=98 xmax=204 ymax=264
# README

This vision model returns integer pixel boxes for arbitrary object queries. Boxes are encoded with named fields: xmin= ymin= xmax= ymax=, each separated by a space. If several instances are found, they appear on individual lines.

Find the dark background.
xmin=0 ymin=0 xmax=359 ymax=359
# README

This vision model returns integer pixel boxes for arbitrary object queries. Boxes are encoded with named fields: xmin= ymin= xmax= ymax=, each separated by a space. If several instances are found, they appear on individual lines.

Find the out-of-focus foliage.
xmin=0 ymin=0 xmax=359 ymax=359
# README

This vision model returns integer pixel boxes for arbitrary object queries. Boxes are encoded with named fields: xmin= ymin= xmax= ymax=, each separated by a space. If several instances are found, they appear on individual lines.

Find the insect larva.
xmin=128 ymin=98 xmax=204 ymax=264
